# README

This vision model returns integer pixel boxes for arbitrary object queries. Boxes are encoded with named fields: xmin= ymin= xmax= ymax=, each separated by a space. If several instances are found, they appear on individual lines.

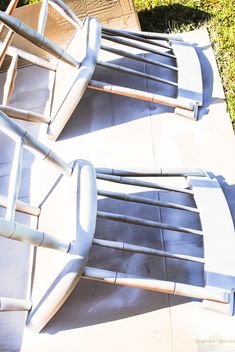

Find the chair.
xmin=0 ymin=0 xmax=203 ymax=141
xmin=0 ymin=110 xmax=233 ymax=333
xmin=0 ymin=0 xmax=101 ymax=140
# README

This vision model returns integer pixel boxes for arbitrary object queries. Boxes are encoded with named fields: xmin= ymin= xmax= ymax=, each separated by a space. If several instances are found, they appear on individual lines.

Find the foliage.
xmin=0 ymin=0 xmax=41 ymax=11
xmin=135 ymin=0 xmax=235 ymax=125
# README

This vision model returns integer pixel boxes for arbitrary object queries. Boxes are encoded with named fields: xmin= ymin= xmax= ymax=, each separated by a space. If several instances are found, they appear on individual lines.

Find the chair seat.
xmin=26 ymin=159 xmax=97 ymax=332
xmin=47 ymin=16 xmax=101 ymax=140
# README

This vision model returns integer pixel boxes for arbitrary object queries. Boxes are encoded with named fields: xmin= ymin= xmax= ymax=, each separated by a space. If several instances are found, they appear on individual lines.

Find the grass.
xmin=135 ymin=0 xmax=235 ymax=125
xmin=0 ymin=0 xmax=39 ymax=11
xmin=1 ymin=0 xmax=234 ymax=125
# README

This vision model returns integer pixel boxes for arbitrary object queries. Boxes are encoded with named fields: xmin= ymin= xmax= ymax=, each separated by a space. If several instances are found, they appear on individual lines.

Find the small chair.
xmin=0 ymin=0 xmax=203 ymax=141
xmin=0 ymin=111 xmax=233 ymax=333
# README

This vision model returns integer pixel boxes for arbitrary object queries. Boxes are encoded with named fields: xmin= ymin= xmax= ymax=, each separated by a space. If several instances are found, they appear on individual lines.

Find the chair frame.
xmin=0 ymin=0 xmax=203 ymax=143
xmin=0 ymin=111 xmax=234 ymax=333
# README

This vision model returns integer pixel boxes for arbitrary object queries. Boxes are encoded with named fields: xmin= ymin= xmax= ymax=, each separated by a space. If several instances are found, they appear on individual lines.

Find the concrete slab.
xmin=20 ymin=27 xmax=235 ymax=352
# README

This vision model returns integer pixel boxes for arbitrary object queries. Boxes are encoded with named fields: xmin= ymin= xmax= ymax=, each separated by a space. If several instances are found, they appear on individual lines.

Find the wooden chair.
xmin=0 ymin=0 xmax=203 ymax=141
xmin=0 ymin=0 xmax=101 ymax=140
xmin=0 ymin=111 xmax=233 ymax=333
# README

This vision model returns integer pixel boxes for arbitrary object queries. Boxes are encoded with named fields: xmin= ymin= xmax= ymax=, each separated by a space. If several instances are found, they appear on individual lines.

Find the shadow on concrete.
xmin=210 ymin=173 xmax=235 ymax=227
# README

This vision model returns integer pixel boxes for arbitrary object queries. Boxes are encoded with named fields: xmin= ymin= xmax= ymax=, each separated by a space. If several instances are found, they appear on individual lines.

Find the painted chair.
xmin=0 ymin=0 xmax=101 ymax=140
xmin=0 ymin=110 xmax=233 ymax=334
xmin=0 ymin=0 xmax=203 ymax=141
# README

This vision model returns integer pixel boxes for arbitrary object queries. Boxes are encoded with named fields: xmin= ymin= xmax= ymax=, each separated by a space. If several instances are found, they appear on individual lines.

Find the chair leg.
xmin=101 ymin=44 xmax=177 ymax=71
xmin=89 ymin=79 xmax=193 ymax=111
xmin=0 ymin=297 xmax=32 ymax=311
xmin=93 ymin=238 xmax=204 ymax=264
xmin=97 ymin=60 xmax=177 ymax=87
xmin=102 ymin=33 xmax=176 ymax=59
xmin=102 ymin=27 xmax=171 ymax=50
xmin=82 ymin=267 xmax=229 ymax=304
xmin=97 ymin=189 xmax=198 ymax=213
xmin=97 ymin=210 xmax=202 ymax=236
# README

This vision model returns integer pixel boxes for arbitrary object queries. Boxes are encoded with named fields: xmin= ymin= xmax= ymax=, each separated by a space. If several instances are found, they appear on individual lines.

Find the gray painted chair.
xmin=0 ymin=0 xmax=203 ymax=141
xmin=0 ymin=110 xmax=233 ymax=334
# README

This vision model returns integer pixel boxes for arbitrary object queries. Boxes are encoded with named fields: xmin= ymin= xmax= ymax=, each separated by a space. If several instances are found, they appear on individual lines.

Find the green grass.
xmin=1 ymin=1 xmax=234 ymax=125
xmin=135 ymin=0 xmax=235 ymax=125
xmin=0 ymin=0 xmax=40 ymax=11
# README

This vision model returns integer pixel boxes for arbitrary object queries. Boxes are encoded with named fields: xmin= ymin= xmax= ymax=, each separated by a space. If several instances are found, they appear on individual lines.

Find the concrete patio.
xmin=0 ymin=1 xmax=235 ymax=351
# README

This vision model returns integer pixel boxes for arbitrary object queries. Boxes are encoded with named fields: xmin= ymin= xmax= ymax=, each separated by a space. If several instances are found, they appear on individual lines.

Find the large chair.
xmin=0 ymin=0 xmax=203 ymax=141
xmin=0 ymin=110 xmax=233 ymax=334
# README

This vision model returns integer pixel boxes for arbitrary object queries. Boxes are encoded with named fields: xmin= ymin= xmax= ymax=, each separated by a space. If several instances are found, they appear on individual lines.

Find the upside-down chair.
xmin=0 ymin=0 xmax=203 ymax=141
xmin=0 ymin=110 xmax=234 ymax=334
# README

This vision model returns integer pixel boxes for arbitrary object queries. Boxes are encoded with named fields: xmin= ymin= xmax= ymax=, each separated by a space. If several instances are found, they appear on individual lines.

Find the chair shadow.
xmin=209 ymin=172 xmax=235 ymax=227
